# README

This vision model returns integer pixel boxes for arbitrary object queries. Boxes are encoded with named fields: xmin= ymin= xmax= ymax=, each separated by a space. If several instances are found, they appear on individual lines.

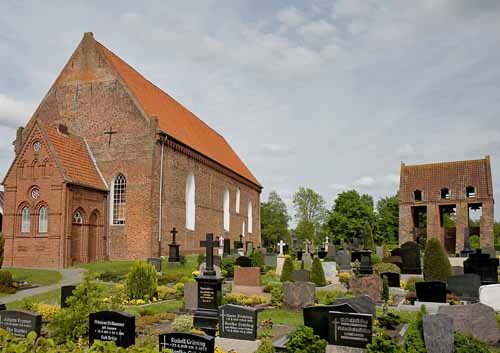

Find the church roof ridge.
xmin=402 ymin=157 xmax=488 ymax=170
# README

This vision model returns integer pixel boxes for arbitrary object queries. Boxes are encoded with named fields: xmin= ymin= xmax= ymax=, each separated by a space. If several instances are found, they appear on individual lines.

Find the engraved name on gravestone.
xmin=159 ymin=332 xmax=215 ymax=353
xmin=0 ymin=310 xmax=42 ymax=338
xmin=219 ymin=304 xmax=259 ymax=341
xmin=329 ymin=311 xmax=373 ymax=348
xmin=89 ymin=311 xmax=135 ymax=348
xmin=303 ymin=303 xmax=356 ymax=341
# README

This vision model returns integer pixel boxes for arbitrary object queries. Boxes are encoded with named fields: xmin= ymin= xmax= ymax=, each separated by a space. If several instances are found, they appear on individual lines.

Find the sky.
xmin=1 ymin=0 xmax=500 ymax=221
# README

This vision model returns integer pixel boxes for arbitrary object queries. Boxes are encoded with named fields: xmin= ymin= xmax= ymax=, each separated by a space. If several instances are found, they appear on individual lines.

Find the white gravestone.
xmin=322 ymin=261 xmax=338 ymax=284
xmin=479 ymin=284 xmax=500 ymax=311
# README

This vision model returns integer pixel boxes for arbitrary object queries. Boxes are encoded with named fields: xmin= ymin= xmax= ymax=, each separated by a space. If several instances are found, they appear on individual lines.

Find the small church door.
xmin=71 ymin=210 xmax=85 ymax=264
xmin=88 ymin=211 xmax=99 ymax=262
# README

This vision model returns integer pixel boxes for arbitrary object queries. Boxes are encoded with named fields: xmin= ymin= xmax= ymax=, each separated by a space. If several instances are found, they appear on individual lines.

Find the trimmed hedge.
xmin=280 ymin=256 xmax=294 ymax=282
xmin=311 ymin=257 xmax=326 ymax=286
xmin=423 ymin=239 xmax=452 ymax=282
xmin=374 ymin=262 xmax=401 ymax=275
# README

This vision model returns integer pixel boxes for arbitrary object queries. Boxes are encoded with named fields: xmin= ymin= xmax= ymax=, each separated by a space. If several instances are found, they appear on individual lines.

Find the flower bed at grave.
xmin=223 ymin=292 xmax=268 ymax=306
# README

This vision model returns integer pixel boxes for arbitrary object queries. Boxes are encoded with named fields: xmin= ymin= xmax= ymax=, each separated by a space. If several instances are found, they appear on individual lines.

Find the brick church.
xmin=2 ymin=33 xmax=262 ymax=269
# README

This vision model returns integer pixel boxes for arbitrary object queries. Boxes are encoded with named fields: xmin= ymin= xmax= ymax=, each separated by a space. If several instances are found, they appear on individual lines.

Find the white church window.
xmin=38 ymin=206 xmax=48 ymax=233
xmin=111 ymin=174 xmax=126 ymax=225
xmin=248 ymin=201 xmax=253 ymax=234
xmin=236 ymin=188 xmax=240 ymax=214
xmin=186 ymin=173 xmax=196 ymax=230
xmin=21 ymin=207 xmax=30 ymax=233
xmin=224 ymin=188 xmax=230 ymax=232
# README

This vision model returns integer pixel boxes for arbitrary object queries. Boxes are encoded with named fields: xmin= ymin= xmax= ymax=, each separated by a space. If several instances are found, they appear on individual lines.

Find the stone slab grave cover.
xmin=148 ymin=258 xmax=162 ymax=272
xmin=416 ymin=281 xmax=446 ymax=303
xmin=159 ymin=332 xmax=215 ymax=353
xmin=291 ymin=269 xmax=311 ymax=283
xmin=329 ymin=311 xmax=373 ymax=349
xmin=438 ymin=303 xmax=500 ymax=344
xmin=380 ymin=272 xmax=400 ymax=288
xmin=348 ymin=275 xmax=383 ymax=302
xmin=235 ymin=256 xmax=252 ymax=267
xmin=265 ymin=254 xmax=277 ymax=268
xmin=304 ymin=303 xmax=356 ymax=341
xmin=184 ymin=282 xmax=198 ymax=311
xmin=219 ymin=304 xmax=259 ymax=341
xmin=0 ymin=310 xmax=42 ymax=338
xmin=447 ymin=274 xmax=481 ymax=302
xmin=322 ymin=262 xmax=338 ymax=283
xmin=334 ymin=295 xmax=376 ymax=317
xmin=479 ymin=284 xmax=500 ymax=311
xmin=89 ymin=311 xmax=135 ymax=348
xmin=464 ymin=249 xmax=499 ymax=285
xmin=335 ymin=250 xmax=351 ymax=271
xmin=283 ymin=282 xmax=315 ymax=309
xmin=61 ymin=285 xmax=76 ymax=308
xmin=392 ymin=241 xmax=422 ymax=274
xmin=423 ymin=314 xmax=454 ymax=353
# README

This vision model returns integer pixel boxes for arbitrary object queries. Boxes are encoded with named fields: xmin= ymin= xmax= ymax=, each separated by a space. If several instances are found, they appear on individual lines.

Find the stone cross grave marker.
xmin=219 ymin=304 xmax=259 ymax=341
xmin=329 ymin=311 xmax=373 ymax=348
xmin=159 ymin=332 xmax=215 ymax=353
xmin=278 ymin=240 xmax=286 ymax=256
xmin=168 ymin=227 xmax=181 ymax=263
xmin=0 ymin=310 xmax=42 ymax=338
xmin=89 ymin=311 xmax=135 ymax=348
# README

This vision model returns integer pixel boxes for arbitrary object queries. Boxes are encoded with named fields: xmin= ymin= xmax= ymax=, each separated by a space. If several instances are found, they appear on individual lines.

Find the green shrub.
xmin=0 ymin=232 xmax=4 ymax=269
xmin=316 ymin=290 xmax=352 ymax=305
xmin=256 ymin=338 xmax=276 ymax=353
xmin=352 ymin=260 xmax=361 ymax=277
xmin=270 ymin=283 xmax=283 ymax=307
xmin=423 ymin=239 xmax=452 ymax=282
xmin=367 ymin=334 xmax=403 ymax=353
xmin=405 ymin=277 xmax=424 ymax=291
xmin=382 ymin=275 xmax=389 ymax=303
xmin=171 ymin=314 xmax=193 ymax=332
xmin=454 ymin=332 xmax=490 ymax=353
xmin=371 ymin=254 xmax=381 ymax=265
xmin=280 ymin=256 xmax=294 ymax=282
xmin=197 ymin=253 xmax=204 ymax=266
xmin=377 ymin=313 xmax=401 ymax=330
xmin=311 ymin=257 xmax=326 ymax=286
xmin=0 ymin=269 xmax=13 ymax=286
xmin=404 ymin=306 xmax=426 ymax=353
xmin=252 ymin=249 xmax=265 ymax=271
xmin=374 ymin=262 xmax=401 ymax=275
xmin=221 ymin=256 xmax=236 ymax=277
xmin=469 ymin=235 xmax=480 ymax=250
xmin=126 ymin=262 xmax=158 ymax=300
xmin=98 ymin=270 xmax=127 ymax=283
xmin=286 ymin=326 xmax=327 ymax=353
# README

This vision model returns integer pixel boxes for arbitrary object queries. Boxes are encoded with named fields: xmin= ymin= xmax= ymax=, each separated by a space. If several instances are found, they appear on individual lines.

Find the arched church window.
xmin=248 ymin=201 xmax=253 ymax=234
xmin=224 ymin=188 xmax=230 ymax=232
xmin=466 ymin=186 xmax=476 ymax=198
xmin=236 ymin=188 xmax=240 ymax=214
xmin=111 ymin=174 xmax=126 ymax=225
xmin=73 ymin=210 xmax=83 ymax=224
xmin=414 ymin=190 xmax=422 ymax=201
xmin=38 ymin=206 xmax=48 ymax=233
xmin=186 ymin=173 xmax=196 ymax=230
xmin=440 ymin=188 xmax=450 ymax=200
xmin=21 ymin=207 xmax=30 ymax=233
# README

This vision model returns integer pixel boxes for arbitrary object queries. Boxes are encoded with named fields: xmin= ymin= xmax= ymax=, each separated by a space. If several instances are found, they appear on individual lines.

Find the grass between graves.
xmin=259 ymin=309 xmax=304 ymax=327
xmin=7 ymin=288 xmax=61 ymax=309
xmin=9 ymin=268 xmax=63 ymax=286
xmin=124 ymin=300 xmax=183 ymax=316
xmin=78 ymin=260 xmax=136 ymax=275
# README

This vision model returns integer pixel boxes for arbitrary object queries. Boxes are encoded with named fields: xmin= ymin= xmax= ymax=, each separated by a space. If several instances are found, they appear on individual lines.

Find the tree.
xmin=292 ymin=187 xmax=326 ymax=242
xmin=375 ymin=193 xmax=399 ymax=245
xmin=423 ymin=238 xmax=452 ymax=282
xmin=261 ymin=191 xmax=290 ymax=247
xmin=326 ymin=190 xmax=375 ymax=245
xmin=311 ymin=257 xmax=326 ymax=286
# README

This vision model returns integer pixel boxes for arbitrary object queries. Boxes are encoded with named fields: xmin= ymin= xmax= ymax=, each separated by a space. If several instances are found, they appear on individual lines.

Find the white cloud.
xmin=0 ymin=94 xmax=30 ymax=129
xmin=260 ymin=143 xmax=295 ymax=157
xmin=298 ymin=20 xmax=336 ymax=39
xmin=396 ymin=143 xmax=415 ymax=157
xmin=353 ymin=176 xmax=376 ymax=188
xmin=277 ymin=6 xmax=307 ymax=29
xmin=385 ymin=173 xmax=400 ymax=187
xmin=329 ymin=183 xmax=348 ymax=191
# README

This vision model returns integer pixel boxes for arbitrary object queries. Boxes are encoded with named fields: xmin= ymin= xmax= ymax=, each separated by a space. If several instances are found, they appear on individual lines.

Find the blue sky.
xmin=1 ymin=0 xmax=500 ymax=220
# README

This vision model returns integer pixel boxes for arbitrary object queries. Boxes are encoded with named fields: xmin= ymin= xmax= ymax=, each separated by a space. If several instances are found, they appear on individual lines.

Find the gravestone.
xmin=233 ymin=267 xmax=262 ymax=296
xmin=398 ymin=241 xmax=422 ymax=274
xmin=159 ymin=333 xmax=215 ymax=353
xmin=359 ymin=251 xmax=373 ymax=274
xmin=348 ymin=275 xmax=383 ymax=302
xmin=303 ymin=303 xmax=356 ymax=341
xmin=302 ymin=252 xmax=312 ymax=267
xmin=219 ymin=304 xmax=259 ymax=341
xmin=329 ymin=311 xmax=372 ymax=348
xmin=203 ymin=255 xmax=222 ymax=267
xmin=291 ymin=269 xmax=310 ymax=283
xmin=0 ymin=304 xmax=6 ymax=311
xmin=423 ymin=314 xmax=454 ymax=353
xmin=0 ymin=310 xmax=42 ymax=338
xmin=61 ymin=285 xmax=76 ymax=308
xmin=235 ymin=256 xmax=252 ymax=268
xmin=89 ymin=311 xmax=135 ymax=348
xmin=463 ymin=249 xmax=499 ymax=285
xmin=223 ymin=238 xmax=231 ymax=255
xmin=322 ymin=262 xmax=337 ymax=283
xmin=334 ymin=295 xmax=376 ymax=317
xmin=416 ymin=281 xmax=446 ymax=303
xmin=381 ymin=272 xmax=400 ymax=288
xmin=452 ymin=266 xmax=464 ymax=276
xmin=264 ymin=254 xmax=277 ymax=268
xmin=184 ymin=282 xmax=198 ymax=311
xmin=438 ymin=303 xmax=500 ymax=344
xmin=351 ymin=251 xmax=362 ymax=263
xmin=479 ymin=284 xmax=500 ymax=311
xmin=283 ymin=282 xmax=315 ymax=309
xmin=245 ymin=241 xmax=254 ymax=256
xmin=168 ymin=227 xmax=181 ymax=263
xmin=327 ymin=245 xmax=336 ymax=258
xmin=447 ymin=274 xmax=481 ymax=302
xmin=199 ymin=263 xmax=222 ymax=277
xmin=376 ymin=246 xmax=384 ymax=259
xmin=318 ymin=249 xmax=327 ymax=259
xmin=148 ymin=258 xmax=162 ymax=272
xmin=335 ymin=250 xmax=351 ymax=271
xmin=383 ymin=256 xmax=403 ymax=270
xmin=459 ymin=228 xmax=474 ymax=258
xmin=296 ymin=250 xmax=303 ymax=261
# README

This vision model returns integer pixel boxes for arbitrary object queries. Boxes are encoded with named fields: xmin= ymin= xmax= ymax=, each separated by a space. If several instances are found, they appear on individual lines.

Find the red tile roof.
xmin=97 ymin=41 xmax=261 ymax=188
xmin=44 ymin=126 xmax=106 ymax=190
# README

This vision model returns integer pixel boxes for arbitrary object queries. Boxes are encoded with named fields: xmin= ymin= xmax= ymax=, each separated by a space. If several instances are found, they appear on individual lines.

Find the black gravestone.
xmin=303 ymin=303 xmax=356 ymax=341
xmin=283 ymin=244 xmax=289 ymax=255
xmin=447 ymin=273 xmax=481 ymax=302
xmin=291 ymin=270 xmax=311 ymax=282
xmin=61 ymin=285 xmax=76 ymax=308
xmin=0 ymin=303 xmax=6 ymax=311
xmin=148 ymin=258 xmax=162 ymax=272
xmin=159 ymin=332 xmax=215 ymax=353
xmin=329 ymin=311 xmax=373 ymax=348
xmin=296 ymin=251 xmax=303 ymax=261
xmin=381 ymin=273 xmax=400 ymax=288
xmin=224 ymin=239 xmax=231 ymax=255
xmin=235 ymin=256 xmax=252 ymax=267
xmin=416 ymin=281 xmax=447 ymax=303
xmin=204 ymin=256 xmax=222 ymax=267
xmin=89 ymin=311 xmax=135 ymax=348
xmin=464 ymin=249 xmax=499 ymax=285
xmin=318 ymin=250 xmax=327 ymax=259
xmin=398 ymin=241 xmax=422 ymax=274
xmin=0 ymin=310 xmax=42 ymax=337
xmin=333 ymin=295 xmax=376 ymax=317
xmin=219 ymin=304 xmax=259 ymax=341
xmin=359 ymin=251 xmax=373 ymax=274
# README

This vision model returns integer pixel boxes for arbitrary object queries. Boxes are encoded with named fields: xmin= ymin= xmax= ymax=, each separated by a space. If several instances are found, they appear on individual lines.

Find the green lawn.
xmin=7 ymin=289 xmax=61 ymax=309
xmin=78 ymin=261 xmax=136 ymax=275
xmin=8 ymin=268 xmax=63 ymax=286
xmin=125 ymin=300 xmax=183 ymax=316
xmin=259 ymin=309 xmax=303 ymax=327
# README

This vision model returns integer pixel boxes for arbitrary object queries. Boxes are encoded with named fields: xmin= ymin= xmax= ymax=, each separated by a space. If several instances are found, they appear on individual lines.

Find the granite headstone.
xmin=219 ymin=304 xmax=259 ymax=341
xmin=303 ymin=303 xmax=356 ymax=341
xmin=0 ymin=310 xmax=42 ymax=338
xmin=159 ymin=333 xmax=215 ymax=353
xmin=423 ymin=314 xmax=454 ymax=353
xmin=89 ymin=311 xmax=135 ymax=348
xmin=416 ymin=281 xmax=447 ymax=303
xmin=447 ymin=274 xmax=481 ymax=302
